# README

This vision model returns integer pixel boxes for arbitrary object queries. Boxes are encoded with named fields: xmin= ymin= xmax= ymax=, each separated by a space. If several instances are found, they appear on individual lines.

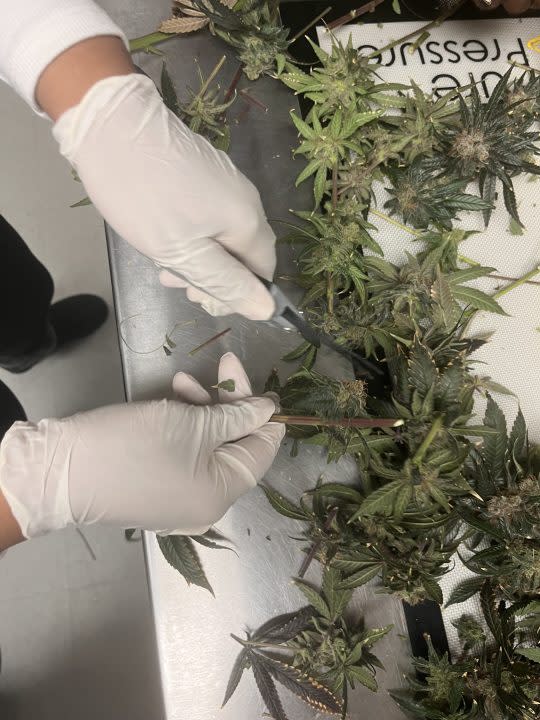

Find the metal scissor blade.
xmin=281 ymin=307 xmax=384 ymax=379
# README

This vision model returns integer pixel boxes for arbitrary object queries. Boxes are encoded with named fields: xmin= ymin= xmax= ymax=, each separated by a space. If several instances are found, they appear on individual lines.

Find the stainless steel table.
xmin=103 ymin=3 xmax=411 ymax=717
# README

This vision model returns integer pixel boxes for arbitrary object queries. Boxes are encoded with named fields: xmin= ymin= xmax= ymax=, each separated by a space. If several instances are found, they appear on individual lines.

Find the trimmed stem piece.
xmin=270 ymin=414 xmax=404 ymax=428
xmin=188 ymin=328 xmax=231 ymax=356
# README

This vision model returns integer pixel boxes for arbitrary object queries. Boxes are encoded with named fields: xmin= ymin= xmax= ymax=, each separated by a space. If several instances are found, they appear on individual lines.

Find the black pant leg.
xmin=0 ymin=380 xmax=26 ymax=442
xmin=0 ymin=214 xmax=55 ymax=361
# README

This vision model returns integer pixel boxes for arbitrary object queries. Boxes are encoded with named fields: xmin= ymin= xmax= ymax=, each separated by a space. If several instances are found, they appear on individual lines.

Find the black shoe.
xmin=49 ymin=294 xmax=108 ymax=349
xmin=0 ymin=295 xmax=108 ymax=374
xmin=0 ymin=324 xmax=56 ymax=374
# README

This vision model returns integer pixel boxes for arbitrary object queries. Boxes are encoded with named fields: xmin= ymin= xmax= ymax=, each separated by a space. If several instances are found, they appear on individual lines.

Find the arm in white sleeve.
xmin=0 ymin=0 xmax=127 ymax=111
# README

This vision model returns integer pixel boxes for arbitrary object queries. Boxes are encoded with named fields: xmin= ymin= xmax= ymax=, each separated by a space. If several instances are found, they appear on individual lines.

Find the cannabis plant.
xmin=160 ymin=59 xmax=233 ymax=151
xmin=279 ymin=36 xmax=406 ymax=122
xmin=162 ymin=0 xmax=290 ymax=80
xmin=291 ymin=108 xmax=382 ymax=206
xmin=437 ymin=69 xmax=540 ymax=226
xmin=395 ymin=584 xmax=540 ymax=720
xmin=142 ymin=17 xmax=540 ymax=720
xmin=224 ymin=568 xmax=390 ymax=718
xmin=384 ymin=159 xmax=491 ymax=230
xmin=446 ymin=398 xmax=540 ymax=604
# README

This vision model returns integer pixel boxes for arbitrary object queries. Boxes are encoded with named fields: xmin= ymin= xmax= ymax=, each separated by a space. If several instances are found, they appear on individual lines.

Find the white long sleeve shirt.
xmin=0 ymin=0 xmax=126 ymax=112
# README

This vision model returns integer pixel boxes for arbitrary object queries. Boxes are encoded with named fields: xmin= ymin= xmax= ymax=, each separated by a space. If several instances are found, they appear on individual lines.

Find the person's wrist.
xmin=36 ymin=35 xmax=135 ymax=120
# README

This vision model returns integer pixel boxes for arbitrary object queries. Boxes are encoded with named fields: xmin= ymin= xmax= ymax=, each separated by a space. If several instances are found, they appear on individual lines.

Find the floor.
xmin=0 ymin=83 xmax=163 ymax=718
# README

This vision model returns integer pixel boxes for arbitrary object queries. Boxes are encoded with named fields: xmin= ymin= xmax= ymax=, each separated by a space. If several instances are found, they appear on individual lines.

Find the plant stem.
xmin=291 ymin=6 xmax=333 ymax=43
xmin=492 ymin=265 xmax=540 ymax=299
xmin=458 ymin=253 xmax=480 ymax=266
xmin=412 ymin=415 xmax=444 ymax=466
xmin=187 ymin=55 xmax=227 ymax=113
xmin=367 ymin=0 xmax=467 ymax=60
xmin=129 ymin=31 xmax=177 ymax=53
xmin=298 ymin=507 xmax=339 ymax=578
xmin=509 ymin=61 xmax=539 ymax=75
xmin=239 ymin=89 xmax=268 ymax=112
xmin=369 ymin=208 xmax=421 ymax=236
xmin=327 ymin=0 xmax=385 ymax=31
xmin=75 ymin=528 xmax=96 ymax=561
xmin=459 ymin=255 xmax=540 ymax=286
xmin=326 ymin=165 xmax=339 ymax=314
xmin=493 ymin=274 xmax=540 ymax=287
xmin=271 ymin=414 xmax=403 ymax=428
xmin=224 ymin=62 xmax=244 ymax=103
xmin=188 ymin=327 xmax=231 ymax=356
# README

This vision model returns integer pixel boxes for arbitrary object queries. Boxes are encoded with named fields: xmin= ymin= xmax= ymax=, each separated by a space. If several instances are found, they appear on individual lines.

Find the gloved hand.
xmin=0 ymin=354 xmax=285 ymax=538
xmin=52 ymin=73 xmax=277 ymax=320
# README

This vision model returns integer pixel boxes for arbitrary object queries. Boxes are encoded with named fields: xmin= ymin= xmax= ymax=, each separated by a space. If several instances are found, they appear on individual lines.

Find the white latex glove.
xmin=0 ymin=354 xmax=285 ymax=538
xmin=52 ymin=74 xmax=277 ymax=320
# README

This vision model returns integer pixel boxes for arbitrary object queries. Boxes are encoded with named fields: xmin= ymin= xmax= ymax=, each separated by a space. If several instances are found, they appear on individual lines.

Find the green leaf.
xmin=160 ymin=61 xmax=180 ymax=115
xmin=483 ymin=395 xmax=508 ymax=478
xmin=346 ymin=665 xmax=378 ymax=692
xmin=212 ymin=124 xmax=231 ymax=152
xmin=222 ymin=649 xmax=250 ymax=707
xmin=394 ymin=483 xmax=413 ymax=517
xmin=392 ymin=0 xmax=401 ymax=13
xmin=447 ymin=266 xmax=495 ymax=286
xmin=338 ymin=564 xmax=382 ymax=590
xmin=302 ymin=344 xmax=317 ymax=370
xmin=282 ymin=340 xmax=312 ymax=362
xmin=124 ymin=528 xmax=138 ymax=541
xmin=481 ymin=379 xmax=516 ymax=397
xmin=313 ymin=164 xmax=328 ymax=206
xmin=428 ymin=484 xmax=451 ymax=513
xmin=458 ymin=508 xmax=506 ymax=541
xmin=191 ymin=532 xmax=235 ymax=553
xmin=351 ymin=480 xmax=405 ymax=518
xmin=264 ymin=368 xmax=281 ymax=394
xmin=515 ymin=647 xmax=540 ymax=664
xmin=422 ymin=576 xmax=443 ymax=605
xmin=275 ymin=53 xmax=286 ymax=76
xmin=213 ymin=379 xmax=236 ymax=392
xmin=451 ymin=193 xmax=492 ymax=212
xmin=157 ymin=535 xmax=214 ymax=595
xmin=293 ymin=578 xmax=331 ymax=619
xmin=70 ymin=196 xmax=91 ymax=208
xmin=290 ymin=111 xmax=315 ymax=139
xmin=252 ymin=659 xmax=287 ymax=720
xmin=449 ymin=425 xmax=501 ymax=438
xmin=509 ymin=407 xmax=527 ymax=456
xmin=261 ymin=654 xmax=343 ymax=715
xmin=408 ymin=343 xmax=437 ymax=399
xmin=452 ymin=285 xmax=508 ymax=315
xmin=261 ymin=485 xmax=307 ymax=521
xmin=445 ymin=577 xmax=485 ymax=607
xmin=509 ymin=217 xmax=524 ymax=236
xmin=480 ymin=581 xmax=503 ymax=643
xmin=322 ymin=567 xmax=343 ymax=612
xmin=254 ymin=607 xmax=314 ymax=642
xmin=361 ymin=625 xmax=393 ymax=647
xmin=432 ymin=267 xmax=458 ymax=329
xmin=295 ymin=158 xmax=322 ymax=186
xmin=310 ymin=483 xmax=364 ymax=504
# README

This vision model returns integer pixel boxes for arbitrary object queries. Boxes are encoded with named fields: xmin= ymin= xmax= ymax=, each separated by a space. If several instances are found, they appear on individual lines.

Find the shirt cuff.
xmin=0 ymin=0 xmax=128 ymax=114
